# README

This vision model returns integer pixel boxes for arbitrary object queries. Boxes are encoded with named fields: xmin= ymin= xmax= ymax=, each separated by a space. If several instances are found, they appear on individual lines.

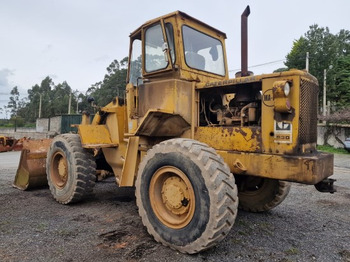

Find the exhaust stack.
xmin=241 ymin=5 xmax=250 ymax=77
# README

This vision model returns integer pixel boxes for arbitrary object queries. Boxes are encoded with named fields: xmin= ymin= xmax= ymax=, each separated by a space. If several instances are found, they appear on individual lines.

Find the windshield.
xmin=183 ymin=25 xmax=225 ymax=76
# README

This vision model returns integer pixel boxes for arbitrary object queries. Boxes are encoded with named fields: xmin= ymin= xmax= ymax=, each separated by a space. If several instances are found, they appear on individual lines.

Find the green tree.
xmin=285 ymin=25 xmax=350 ymax=109
xmin=7 ymin=86 xmax=20 ymax=117
xmin=6 ymin=86 xmax=26 ymax=129
xmin=13 ymin=57 xmax=128 ymax=123
xmin=273 ymin=67 xmax=289 ymax=73
xmin=17 ymin=97 xmax=29 ymax=121
xmin=51 ymin=81 xmax=76 ymax=115
xmin=22 ymin=76 xmax=55 ymax=121
xmin=329 ymin=55 xmax=350 ymax=108
xmin=86 ymin=58 xmax=128 ymax=109
xmin=285 ymin=36 xmax=308 ymax=70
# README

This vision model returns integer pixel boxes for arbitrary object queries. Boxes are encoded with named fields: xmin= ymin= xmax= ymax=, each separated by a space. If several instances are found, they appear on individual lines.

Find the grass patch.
xmin=238 ymin=231 xmax=248 ymax=236
xmin=284 ymin=247 xmax=299 ymax=255
xmin=317 ymin=145 xmax=349 ymax=154
xmin=36 ymin=222 xmax=48 ymax=232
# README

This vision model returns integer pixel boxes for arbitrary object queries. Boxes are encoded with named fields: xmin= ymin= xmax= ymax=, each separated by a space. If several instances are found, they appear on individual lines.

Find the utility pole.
xmin=305 ymin=52 xmax=309 ymax=72
xmin=323 ymin=69 xmax=327 ymax=117
xmin=38 ymin=93 xmax=42 ymax=118
xmin=76 ymin=97 xmax=79 ymax=114
xmin=68 ymin=92 xmax=72 ymax=114
xmin=14 ymin=112 xmax=17 ymax=132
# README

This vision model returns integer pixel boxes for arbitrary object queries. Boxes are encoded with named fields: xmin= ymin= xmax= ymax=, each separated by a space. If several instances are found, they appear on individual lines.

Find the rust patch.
xmin=203 ymin=76 xmax=258 ymax=88
xmin=251 ymin=127 xmax=262 ymax=150
xmin=219 ymin=127 xmax=237 ymax=137
xmin=13 ymin=138 xmax=52 ymax=190
xmin=221 ymin=126 xmax=261 ymax=151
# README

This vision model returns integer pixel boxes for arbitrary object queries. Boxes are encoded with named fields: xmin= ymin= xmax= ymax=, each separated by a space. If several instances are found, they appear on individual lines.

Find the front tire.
xmin=135 ymin=138 xmax=238 ymax=254
xmin=46 ymin=134 xmax=96 ymax=204
xmin=237 ymin=176 xmax=291 ymax=212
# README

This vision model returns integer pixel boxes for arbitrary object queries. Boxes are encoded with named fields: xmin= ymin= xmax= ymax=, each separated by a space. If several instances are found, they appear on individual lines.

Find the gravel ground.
xmin=0 ymin=151 xmax=349 ymax=262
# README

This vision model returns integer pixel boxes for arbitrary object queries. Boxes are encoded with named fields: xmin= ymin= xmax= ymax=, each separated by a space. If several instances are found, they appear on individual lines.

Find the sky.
xmin=1 ymin=0 xmax=350 ymax=118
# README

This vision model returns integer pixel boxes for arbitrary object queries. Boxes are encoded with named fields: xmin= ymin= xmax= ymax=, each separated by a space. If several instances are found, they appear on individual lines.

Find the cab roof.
xmin=129 ymin=10 xmax=227 ymax=39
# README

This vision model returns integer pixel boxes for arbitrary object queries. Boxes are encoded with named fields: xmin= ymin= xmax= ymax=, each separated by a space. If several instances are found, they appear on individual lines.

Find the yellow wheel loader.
xmin=13 ymin=6 xmax=335 ymax=253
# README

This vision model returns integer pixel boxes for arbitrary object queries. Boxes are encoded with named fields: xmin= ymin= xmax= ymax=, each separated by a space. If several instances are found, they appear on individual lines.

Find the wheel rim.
xmin=149 ymin=166 xmax=195 ymax=229
xmin=50 ymin=151 xmax=68 ymax=188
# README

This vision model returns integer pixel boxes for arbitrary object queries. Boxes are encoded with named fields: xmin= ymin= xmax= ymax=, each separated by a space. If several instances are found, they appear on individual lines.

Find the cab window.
xmin=183 ymin=25 xmax=225 ymax=76
xmin=129 ymin=39 xmax=142 ymax=86
xmin=145 ymin=23 xmax=175 ymax=72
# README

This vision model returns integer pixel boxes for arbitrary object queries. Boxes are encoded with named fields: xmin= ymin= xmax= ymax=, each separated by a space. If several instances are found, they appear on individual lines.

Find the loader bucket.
xmin=13 ymin=138 xmax=52 ymax=190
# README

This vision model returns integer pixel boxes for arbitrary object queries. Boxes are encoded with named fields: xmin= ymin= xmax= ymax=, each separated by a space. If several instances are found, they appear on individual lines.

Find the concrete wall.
xmin=317 ymin=124 xmax=349 ymax=148
xmin=0 ymin=117 xmax=61 ymax=139
xmin=49 ymin=116 xmax=62 ymax=133
xmin=0 ymin=127 xmax=47 ymax=139
xmin=36 ymin=118 xmax=49 ymax=132
xmin=1 ymin=115 xmax=76 ymax=139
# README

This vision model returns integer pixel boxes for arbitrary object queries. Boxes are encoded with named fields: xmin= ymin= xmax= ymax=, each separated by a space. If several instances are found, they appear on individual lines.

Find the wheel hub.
xmin=58 ymin=158 xmax=67 ymax=181
xmin=162 ymin=176 xmax=189 ymax=215
xmin=149 ymin=166 xmax=195 ymax=229
xmin=51 ymin=152 xmax=68 ymax=188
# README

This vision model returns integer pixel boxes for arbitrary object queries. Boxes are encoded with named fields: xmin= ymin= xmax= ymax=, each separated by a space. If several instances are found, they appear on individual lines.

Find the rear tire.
xmin=135 ymin=138 xmax=238 ymax=254
xmin=237 ymin=177 xmax=291 ymax=212
xmin=46 ymin=134 xmax=96 ymax=204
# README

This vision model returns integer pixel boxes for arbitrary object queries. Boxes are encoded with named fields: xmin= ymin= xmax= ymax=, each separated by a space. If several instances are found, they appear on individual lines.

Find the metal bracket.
xmin=314 ymin=178 xmax=336 ymax=194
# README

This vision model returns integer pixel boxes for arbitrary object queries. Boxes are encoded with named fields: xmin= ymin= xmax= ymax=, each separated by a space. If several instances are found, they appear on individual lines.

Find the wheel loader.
xmin=13 ymin=6 xmax=335 ymax=254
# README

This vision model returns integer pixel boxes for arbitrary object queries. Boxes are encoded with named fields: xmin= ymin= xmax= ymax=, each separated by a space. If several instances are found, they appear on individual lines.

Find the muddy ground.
xmin=0 ymin=151 xmax=349 ymax=262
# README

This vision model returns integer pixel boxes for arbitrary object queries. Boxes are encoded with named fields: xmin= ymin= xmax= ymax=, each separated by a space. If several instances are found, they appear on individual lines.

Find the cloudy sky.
xmin=1 ymin=0 xmax=349 ymax=118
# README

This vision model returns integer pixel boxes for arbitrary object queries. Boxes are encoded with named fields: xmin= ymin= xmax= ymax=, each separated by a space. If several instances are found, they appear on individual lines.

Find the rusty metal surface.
xmin=136 ymin=110 xmax=190 ymax=137
xmin=218 ymin=150 xmax=334 ymax=184
xmin=13 ymin=138 xmax=52 ymax=190
xmin=12 ymin=137 xmax=25 ymax=151
xmin=120 ymin=136 xmax=140 ymax=186
xmin=21 ymin=138 xmax=52 ymax=152
xmin=0 ymin=136 xmax=19 ymax=152
xmin=194 ymin=126 xmax=261 ymax=152
xmin=197 ymin=69 xmax=317 ymax=90
xmin=138 ymin=79 xmax=193 ymax=124
xmin=78 ymin=125 xmax=115 ymax=147
xmin=261 ymin=75 xmax=300 ymax=154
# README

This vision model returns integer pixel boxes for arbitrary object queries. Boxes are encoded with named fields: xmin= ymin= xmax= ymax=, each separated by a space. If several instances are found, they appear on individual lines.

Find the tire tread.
xmin=135 ymin=138 xmax=238 ymax=254
xmin=46 ymin=134 xmax=96 ymax=204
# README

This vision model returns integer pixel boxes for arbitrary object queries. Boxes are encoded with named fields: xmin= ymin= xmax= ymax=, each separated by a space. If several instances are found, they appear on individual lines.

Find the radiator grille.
xmin=299 ymin=79 xmax=318 ymax=144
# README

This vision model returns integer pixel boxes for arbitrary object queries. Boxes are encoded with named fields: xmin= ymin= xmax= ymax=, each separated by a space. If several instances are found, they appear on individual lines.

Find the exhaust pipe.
xmin=241 ymin=5 xmax=250 ymax=77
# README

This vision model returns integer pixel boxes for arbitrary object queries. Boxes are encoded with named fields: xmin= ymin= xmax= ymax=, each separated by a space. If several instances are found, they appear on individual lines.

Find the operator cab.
xmin=127 ymin=11 xmax=229 ymax=85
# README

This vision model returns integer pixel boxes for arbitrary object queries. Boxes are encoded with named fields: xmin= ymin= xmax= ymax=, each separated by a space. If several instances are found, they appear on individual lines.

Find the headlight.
xmin=273 ymin=80 xmax=292 ymax=113
xmin=284 ymin=82 xmax=290 ymax=96
xmin=273 ymin=80 xmax=291 ymax=97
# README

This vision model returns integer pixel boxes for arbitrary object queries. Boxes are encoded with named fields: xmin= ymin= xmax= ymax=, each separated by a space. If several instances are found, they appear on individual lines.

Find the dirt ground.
xmin=0 ymin=151 xmax=349 ymax=262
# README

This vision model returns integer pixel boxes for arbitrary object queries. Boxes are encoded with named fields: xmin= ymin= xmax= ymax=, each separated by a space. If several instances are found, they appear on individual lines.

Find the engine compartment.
xmin=199 ymin=82 xmax=262 ymax=127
